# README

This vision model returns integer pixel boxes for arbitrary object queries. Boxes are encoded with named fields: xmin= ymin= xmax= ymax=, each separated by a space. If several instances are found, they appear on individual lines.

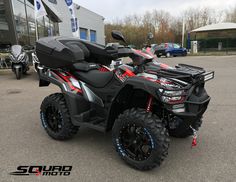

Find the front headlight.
xmin=163 ymin=90 xmax=184 ymax=96
xmin=162 ymin=96 xmax=183 ymax=103
xmin=160 ymin=89 xmax=186 ymax=104
xmin=17 ymin=53 xmax=25 ymax=62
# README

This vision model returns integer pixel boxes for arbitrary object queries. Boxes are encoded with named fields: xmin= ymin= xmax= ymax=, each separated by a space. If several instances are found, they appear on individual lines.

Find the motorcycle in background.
xmin=32 ymin=51 xmax=44 ymax=77
xmin=9 ymin=45 xmax=29 ymax=80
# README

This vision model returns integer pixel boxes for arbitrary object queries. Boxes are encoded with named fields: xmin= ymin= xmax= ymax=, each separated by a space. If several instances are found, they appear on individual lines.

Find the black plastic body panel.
xmin=36 ymin=36 xmax=118 ymax=69
xmin=105 ymin=76 xmax=162 ymax=131
xmin=121 ymin=77 xmax=162 ymax=100
xmin=168 ymin=96 xmax=210 ymax=125
xmin=36 ymin=37 xmax=86 ymax=68
xmin=64 ymin=92 xmax=90 ymax=117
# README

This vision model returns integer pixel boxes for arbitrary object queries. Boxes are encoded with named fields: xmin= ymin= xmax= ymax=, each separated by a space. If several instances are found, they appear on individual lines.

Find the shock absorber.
xmin=146 ymin=95 xmax=153 ymax=112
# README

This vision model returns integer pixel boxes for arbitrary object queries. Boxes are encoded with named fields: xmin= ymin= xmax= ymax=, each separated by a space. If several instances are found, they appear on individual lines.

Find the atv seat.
xmin=71 ymin=62 xmax=100 ymax=72
xmin=72 ymin=70 xmax=114 ymax=88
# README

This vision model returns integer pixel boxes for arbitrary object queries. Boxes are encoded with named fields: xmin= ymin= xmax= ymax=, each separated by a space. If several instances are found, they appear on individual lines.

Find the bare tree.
xmin=225 ymin=6 xmax=236 ymax=22
xmin=105 ymin=5 xmax=236 ymax=48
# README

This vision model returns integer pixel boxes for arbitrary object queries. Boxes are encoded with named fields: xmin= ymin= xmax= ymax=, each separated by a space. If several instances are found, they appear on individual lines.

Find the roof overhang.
xmin=27 ymin=0 xmax=62 ymax=22
xmin=43 ymin=1 xmax=62 ymax=22
xmin=191 ymin=23 xmax=236 ymax=33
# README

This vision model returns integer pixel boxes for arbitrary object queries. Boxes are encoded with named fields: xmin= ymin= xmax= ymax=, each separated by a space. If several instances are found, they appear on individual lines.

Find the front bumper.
xmin=167 ymin=96 xmax=211 ymax=124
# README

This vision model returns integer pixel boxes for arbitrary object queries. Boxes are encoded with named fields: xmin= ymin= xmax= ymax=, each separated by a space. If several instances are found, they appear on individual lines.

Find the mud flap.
xmin=39 ymin=79 xmax=50 ymax=87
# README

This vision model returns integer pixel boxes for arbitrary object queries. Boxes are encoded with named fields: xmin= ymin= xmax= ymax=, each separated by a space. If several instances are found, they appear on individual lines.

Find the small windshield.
xmin=11 ymin=45 xmax=22 ymax=57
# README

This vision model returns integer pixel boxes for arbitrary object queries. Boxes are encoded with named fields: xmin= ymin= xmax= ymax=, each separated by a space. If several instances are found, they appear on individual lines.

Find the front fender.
xmin=12 ymin=63 xmax=22 ymax=69
xmin=121 ymin=77 xmax=162 ymax=100
xmin=106 ymin=77 xmax=162 ymax=131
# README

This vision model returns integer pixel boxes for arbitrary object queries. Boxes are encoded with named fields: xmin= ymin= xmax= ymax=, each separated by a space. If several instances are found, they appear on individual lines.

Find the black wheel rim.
xmin=45 ymin=105 xmax=63 ymax=133
xmin=119 ymin=123 xmax=153 ymax=161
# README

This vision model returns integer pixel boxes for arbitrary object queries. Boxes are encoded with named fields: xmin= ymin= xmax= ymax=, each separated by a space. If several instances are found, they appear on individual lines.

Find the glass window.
xmin=168 ymin=43 xmax=173 ymax=48
xmin=158 ymin=43 xmax=165 ymax=48
xmin=173 ymin=44 xmax=180 ymax=49
xmin=12 ymin=0 xmax=26 ymax=19
xmin=53 ymin=22 xmax=59 ymax=36
xmin=26 ymin=5 xmax=35 ymax=38
xmin=48 ymin=22 xmax=54 ymax=36
xmin=44 ymin=16 xmax=53 ymax=37
xmin=0 ymin=0 xmax=8 ymax=31
xmin=26 ymin=5 xmax=34 ymax=22
xmin=12 ymin=0 xmax=28 ymax=45
xmin=0 ymin=0 xmax=11 ymax=44
xmin=80 ymin=28 xmax=88 ymax=40
xmin=44 ymin=16 xmax=49 ymax=36
xmin=0 ymin=0 xmax=5 ymax=21
xmin=29 ymin=35 xmax=35 ymax=45
xmin=37 ymin=16 xmax=44 ymax=39
xmin=90 ymin=30 xmax=96 ymax=43
xmin=10 ymin=0 xmax=59 ymax=45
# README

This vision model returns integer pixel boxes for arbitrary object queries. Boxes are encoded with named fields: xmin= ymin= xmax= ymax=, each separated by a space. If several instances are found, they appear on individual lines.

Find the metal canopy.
xmin=191 ymin=23 xmax=236 ymax=32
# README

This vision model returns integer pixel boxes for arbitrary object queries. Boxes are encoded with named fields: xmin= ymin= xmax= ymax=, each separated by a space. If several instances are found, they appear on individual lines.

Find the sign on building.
xmin=65 ymin=0 xmax=80 ymax=38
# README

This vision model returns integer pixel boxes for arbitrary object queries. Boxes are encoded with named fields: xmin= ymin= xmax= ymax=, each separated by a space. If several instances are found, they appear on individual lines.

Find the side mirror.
xmin=111 ymin=30 xmax=126 ymax=44
xmin=147 ymin=32 xmax=154 ymax=40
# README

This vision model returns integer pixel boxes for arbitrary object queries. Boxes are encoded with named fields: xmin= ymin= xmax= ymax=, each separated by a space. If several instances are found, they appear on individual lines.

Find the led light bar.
xmin=204 ymin=71 xmax=215 ymax=82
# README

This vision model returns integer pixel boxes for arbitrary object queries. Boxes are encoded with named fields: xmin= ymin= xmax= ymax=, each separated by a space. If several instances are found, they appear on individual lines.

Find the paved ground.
xmin=0 ymin=56 xmax=236 ymax=182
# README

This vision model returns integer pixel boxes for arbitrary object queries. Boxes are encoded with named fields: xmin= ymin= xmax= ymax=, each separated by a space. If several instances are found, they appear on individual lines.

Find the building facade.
xmin=76 ymin=6 xmax=105 ymax=45
xmin=190 ymin=23 xmax=236 ymax=52
xmin=0 ymin=0 xmax=105 ymax=47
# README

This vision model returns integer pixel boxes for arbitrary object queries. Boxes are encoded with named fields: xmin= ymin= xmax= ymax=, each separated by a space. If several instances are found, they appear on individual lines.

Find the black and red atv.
xmin=36 ymin=31 xmax=214 ymax=171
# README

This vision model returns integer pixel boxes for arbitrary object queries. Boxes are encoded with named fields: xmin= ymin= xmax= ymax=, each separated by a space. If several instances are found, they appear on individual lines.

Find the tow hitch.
xmin=190 ymin=126 xmax=198 ymax=148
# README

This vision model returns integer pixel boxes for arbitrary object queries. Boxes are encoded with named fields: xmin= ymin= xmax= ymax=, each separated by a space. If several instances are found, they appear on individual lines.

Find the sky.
xmin=74 ymin=0 xmax=236 ymax=22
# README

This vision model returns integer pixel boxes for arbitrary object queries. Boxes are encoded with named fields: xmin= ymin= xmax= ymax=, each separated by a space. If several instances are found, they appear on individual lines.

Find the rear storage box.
xmin=36 ymin=37 xmax=85 ymax=69
xmin=36 ymin=37 xmax=117 ymax=69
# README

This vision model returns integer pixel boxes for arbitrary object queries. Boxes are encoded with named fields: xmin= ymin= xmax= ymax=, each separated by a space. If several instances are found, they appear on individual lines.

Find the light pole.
xmin=182 ymin=17 xmax=185 ymax=47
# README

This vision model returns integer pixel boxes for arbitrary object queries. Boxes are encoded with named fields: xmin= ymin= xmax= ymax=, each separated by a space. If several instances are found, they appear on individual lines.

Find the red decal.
xmin=54 ymin=71 xmax=82 ymax=94
xmin=160 ymin=63 xmax=170 ymax=69
xmin=123 ymin=68 xmax=135 ymax=77
xmin=35 ymin=168 xmax=41 ymax=176
xmin=99 ymin=66 xmax=110 ymax=72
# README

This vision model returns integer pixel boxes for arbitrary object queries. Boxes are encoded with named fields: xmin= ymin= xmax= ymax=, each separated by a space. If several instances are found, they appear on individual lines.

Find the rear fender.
xmin=39 ymin=69 xmax=64 ymax=90
xmin=39 ymin=69 xmax=82 ymax=93
xmin=40 ymin=69 xmax=90 ymax=118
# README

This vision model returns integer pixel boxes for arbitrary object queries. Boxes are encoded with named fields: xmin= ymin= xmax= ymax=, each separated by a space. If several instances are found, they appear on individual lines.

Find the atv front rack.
xmin=177 ymin=64 xmax=214 ymax=82
xmin=145 ymin=64 xmax=214 ymax=86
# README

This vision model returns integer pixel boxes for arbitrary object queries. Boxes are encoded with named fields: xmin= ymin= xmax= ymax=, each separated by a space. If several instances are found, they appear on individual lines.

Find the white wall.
xmin=76 ymin=6 xmax=105 ymax=45
xmin=43 ymin=0 xmax=72 ymax=37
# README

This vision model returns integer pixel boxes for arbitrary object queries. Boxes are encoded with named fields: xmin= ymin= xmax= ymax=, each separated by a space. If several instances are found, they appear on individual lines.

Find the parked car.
xmin=154 ymin=43 xmax=187 ymax=58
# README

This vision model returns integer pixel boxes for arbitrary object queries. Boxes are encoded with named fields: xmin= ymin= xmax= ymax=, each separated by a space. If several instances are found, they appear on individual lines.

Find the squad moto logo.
xmin=10 ymin=166 xmax=72 ymax=176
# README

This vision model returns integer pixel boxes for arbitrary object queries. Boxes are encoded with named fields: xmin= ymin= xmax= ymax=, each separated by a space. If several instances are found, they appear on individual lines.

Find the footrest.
xmin=72 ymin=112 xmax=106 ymax=132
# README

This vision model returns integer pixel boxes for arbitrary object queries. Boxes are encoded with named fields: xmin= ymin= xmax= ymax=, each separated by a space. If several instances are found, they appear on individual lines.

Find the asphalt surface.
xmin=0 ymin=56 xmax=236 ymax=182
